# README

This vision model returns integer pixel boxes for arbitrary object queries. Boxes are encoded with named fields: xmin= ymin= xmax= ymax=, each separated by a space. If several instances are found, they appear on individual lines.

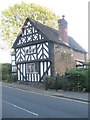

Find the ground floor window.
xmin=26 ymin=63 xmax=39 ymax=73
xmin=27 ymin=63 xmax=35 ymax=73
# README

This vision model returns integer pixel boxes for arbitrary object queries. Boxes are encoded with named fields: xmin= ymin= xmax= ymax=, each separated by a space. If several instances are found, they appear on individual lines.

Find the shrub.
xmin=2 ymin=63 xmax=12 ymax=80
xmin=1 ymin=63 xmax=17 ymax=83
xmin=65 ymin=68 xmax=88 ymax=91
xmin=43 ymin=76 xmax=55 ymax=89
xmin=43 ymin=75 xmax=70 ymax=91
xmin=86 ymin=65 xmax=90 ymax=92
xmin=43 ymin=67 xmax=89 ymax=92
xmin=55 ymin=74 xmax=70 ymax=91
xmin=6 ymin=74 xmax=17 ymax=83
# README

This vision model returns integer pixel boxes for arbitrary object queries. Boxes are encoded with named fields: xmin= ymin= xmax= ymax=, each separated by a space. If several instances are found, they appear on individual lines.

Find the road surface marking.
xmin=3 ymin=100 xmax=39 ymax=117
xmin=3 ymin=85 xmax=88 ymax=104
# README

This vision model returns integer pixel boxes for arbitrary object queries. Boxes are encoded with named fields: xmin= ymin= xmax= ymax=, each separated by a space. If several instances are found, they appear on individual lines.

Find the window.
xmin=27 ymin=63 xmax=35 ymax=73
xmin=12 ymin=66 xmax=17 ymax=72
xmin=56 ymin=44 xmax=60 ymax=52
xmin=25 ymin=45 xmax=36 ymax=54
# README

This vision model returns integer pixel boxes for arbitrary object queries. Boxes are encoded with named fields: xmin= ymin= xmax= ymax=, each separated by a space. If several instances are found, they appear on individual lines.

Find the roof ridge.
xmin=29 ymin=17 xmax=57 ymax=32
xmin=13 ymin=17 xmax=87 ymax=53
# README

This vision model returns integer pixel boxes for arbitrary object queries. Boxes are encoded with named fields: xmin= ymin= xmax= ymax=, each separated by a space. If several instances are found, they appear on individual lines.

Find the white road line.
xmin=3 ymin=100 xmax=39 ymax=117
xmin=3 ymin=85 xmax=88 ymax=104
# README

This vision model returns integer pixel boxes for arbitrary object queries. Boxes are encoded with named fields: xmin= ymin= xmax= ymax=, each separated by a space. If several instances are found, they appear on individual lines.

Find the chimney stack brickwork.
xmin=58 ymin=16 xmax=69 ymax=45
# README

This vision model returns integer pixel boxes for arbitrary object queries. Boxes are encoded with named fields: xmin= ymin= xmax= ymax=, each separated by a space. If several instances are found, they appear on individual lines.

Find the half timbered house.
xmin=12 ymin=16 xmax=87 ymax=82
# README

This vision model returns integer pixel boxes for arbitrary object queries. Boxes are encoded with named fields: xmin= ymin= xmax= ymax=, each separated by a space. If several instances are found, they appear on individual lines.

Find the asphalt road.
xmin=2 ymin=85 xmax=88 ymax=118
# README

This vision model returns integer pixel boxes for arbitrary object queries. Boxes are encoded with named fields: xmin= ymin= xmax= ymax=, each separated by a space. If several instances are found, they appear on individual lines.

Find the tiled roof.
xmin=30 ymin=19 xmax=87 ymax=53
xmin=13 ymin=18 xmax=87 ymax=53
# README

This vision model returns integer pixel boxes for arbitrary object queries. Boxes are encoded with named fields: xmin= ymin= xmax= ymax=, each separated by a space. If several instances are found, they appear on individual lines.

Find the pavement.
xmin=2 ymin=82 xmax=89 ymax=103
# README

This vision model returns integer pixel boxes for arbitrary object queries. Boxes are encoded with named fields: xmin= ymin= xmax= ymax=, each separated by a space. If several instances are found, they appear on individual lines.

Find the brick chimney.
xmin=58 ymin=15 xmax=69 ymax=45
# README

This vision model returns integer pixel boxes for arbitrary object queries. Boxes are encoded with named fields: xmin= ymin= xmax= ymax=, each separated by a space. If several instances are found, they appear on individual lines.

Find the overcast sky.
xmin=0 ymin=0 xmax=88 ymax=63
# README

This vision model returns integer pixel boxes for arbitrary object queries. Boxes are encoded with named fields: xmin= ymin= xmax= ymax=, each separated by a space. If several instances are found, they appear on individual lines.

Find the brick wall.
xmin=73 ymin=50 xmax=85 ymax=60
xmin=53 ymin=44 xmax=85 ymax=76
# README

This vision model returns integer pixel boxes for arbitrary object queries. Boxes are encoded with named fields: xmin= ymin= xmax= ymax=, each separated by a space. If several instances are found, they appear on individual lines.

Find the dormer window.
xmin=25 ymin=45 xmax=36 ymax=54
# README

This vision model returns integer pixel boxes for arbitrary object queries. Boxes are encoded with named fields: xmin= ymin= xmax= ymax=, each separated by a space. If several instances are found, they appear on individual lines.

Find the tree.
xmin=1 ymin=2 xmax=60 ymax=48
xmin=2 ymin=63 xmax=12 ymax=80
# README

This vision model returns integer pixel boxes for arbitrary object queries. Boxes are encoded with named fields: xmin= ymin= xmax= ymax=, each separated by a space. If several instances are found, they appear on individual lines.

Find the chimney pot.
xmin=62 ymin=15 xmax=65 ymax=19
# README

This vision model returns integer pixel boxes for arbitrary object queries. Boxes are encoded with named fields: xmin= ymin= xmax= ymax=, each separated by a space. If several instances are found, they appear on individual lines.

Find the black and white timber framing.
xmin=11 ymin=51 xmax=17 ymax=75
xmin=13 ymin=18 xmax=54 ymax=82
xmin=12 ymin=17 xmax=87 ymax=82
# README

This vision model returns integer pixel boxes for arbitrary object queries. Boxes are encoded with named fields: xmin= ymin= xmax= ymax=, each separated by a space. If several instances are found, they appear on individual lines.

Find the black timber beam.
xmin=15 ymin=39 xmax=48 ymax=49
xmin=48 ymin=42 xmax=54 ymax=77
xmin=16 ymin=58 xmax=51 ymax=65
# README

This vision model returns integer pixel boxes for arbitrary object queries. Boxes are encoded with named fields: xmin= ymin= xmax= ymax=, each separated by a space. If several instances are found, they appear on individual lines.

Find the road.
xmin=2 ymin=85 xmax=88 ymax=118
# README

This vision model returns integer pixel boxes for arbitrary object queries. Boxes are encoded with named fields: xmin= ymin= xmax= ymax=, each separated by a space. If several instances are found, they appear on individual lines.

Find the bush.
xmin=1 ymin=63 xmax=17 ymax=83
xmin=2 ymin=63 xmax=12 ymax=80
xmin=86 ymin=65 xmax=90 ymax=92
xmin=65 ymin=68 xmax=88 ymax=91
xmin=43 ymin=75 xmax=70 ymax=91
xmin=56 ymin=74 xmax=70 ymax=91
xmin=43 ymin=67 xmax=89 ymax=92
xmin=43 ymin=76 xmax=55 ymax=89
xmin=6 ymin=74 xmax=17 ymax=83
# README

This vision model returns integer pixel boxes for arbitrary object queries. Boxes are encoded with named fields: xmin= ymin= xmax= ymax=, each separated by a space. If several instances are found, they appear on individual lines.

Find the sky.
xmin=0 ymin=0 xmax=89 ymax=63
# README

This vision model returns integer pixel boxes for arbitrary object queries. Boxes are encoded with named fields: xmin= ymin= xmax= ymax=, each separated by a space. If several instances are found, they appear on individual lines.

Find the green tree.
xmin=2 ymin=63 xmax=12 ymax=80
xmin=1 ymin=2 xmax=59 ymax=48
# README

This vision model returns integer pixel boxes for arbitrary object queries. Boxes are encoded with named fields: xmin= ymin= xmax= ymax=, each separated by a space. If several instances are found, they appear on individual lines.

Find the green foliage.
xmin=43 ymin=76 xmax=55 ymax=89
xmin=65 ymin=68 xmax=89 ymax=91
xmin=6 ymin=74 xmax=17 ymax=83
xmin=1 ymin=2 xmax=59 ymax=48
xmin=43 ymin=75 xmax=70 ymax=91
xmin=43 ymin=67 xmax=89 ymax=92
xmin=1 ymin=63 xmax=17 ymax=83
xmin=2 ymin=63 xmax=12 ymax=80
xmin=55 ymin=74 xmax=70 ymax=90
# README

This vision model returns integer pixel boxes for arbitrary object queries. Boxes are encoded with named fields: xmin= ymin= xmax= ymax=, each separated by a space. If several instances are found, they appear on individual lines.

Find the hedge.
xmin=65 ymin=68 xmax=89 ymax=91
xmin=1 ymin=63 xmax=12 ymax=80
xmin=1 ymin=63 xmax=17 ymax=83
xmin=43 ymin=67 xmax=89 ymax=92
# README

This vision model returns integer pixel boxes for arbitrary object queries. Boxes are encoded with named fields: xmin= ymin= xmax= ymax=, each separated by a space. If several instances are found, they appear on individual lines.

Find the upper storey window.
xmin=25 ymin=45 xmax=36 ymax=54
